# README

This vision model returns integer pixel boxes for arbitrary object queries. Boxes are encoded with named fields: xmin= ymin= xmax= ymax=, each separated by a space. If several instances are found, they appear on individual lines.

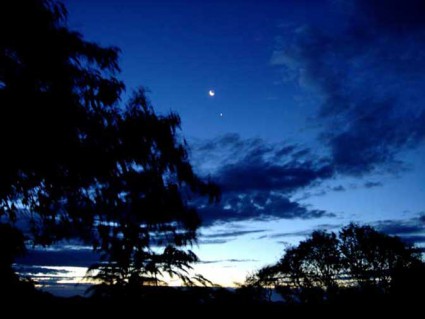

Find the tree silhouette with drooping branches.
xmin=0 ymin=0 xmax=219 ymax=291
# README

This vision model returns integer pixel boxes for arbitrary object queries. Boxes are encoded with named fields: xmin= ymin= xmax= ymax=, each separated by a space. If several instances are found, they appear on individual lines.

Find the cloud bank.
xmin=272 ymin=0 xmax=425 ymax=175
xmin=193 ymin=134 xmax=335 ymax=226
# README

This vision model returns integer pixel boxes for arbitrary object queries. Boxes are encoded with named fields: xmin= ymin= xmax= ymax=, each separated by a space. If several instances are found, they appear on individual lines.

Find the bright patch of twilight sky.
xmin=19 ymin=0 xmax=425 ymax=293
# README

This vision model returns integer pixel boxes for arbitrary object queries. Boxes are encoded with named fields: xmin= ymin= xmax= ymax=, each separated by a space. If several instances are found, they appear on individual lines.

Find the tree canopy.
xmin=247 ymin=224 xmax=423 ymax=302
xmin=0 ymin=0 xmax=218 ymax=288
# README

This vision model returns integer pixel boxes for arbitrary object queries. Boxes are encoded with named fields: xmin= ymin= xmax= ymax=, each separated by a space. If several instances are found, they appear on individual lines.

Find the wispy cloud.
xmin=330 ymin=185 xmax=345 ymax=192
xmin=255 ymin=213 xmax=425 ymax=247
xmin=16 ymin=247 xmax=99 ymax=267
xmin=262 ymin=223 xmax=342 ymax=240
xmin=272 ymin=0 xmax=425 ymax=175
xmin=374 ymin=214 xmax=425 ymax=246
xmin=193 ymin=134 xmax=335 ymax=226
xmin=364 ymin=181 xmax=383 ymax=189
xmin=200 ymin=258 xmax=258 ymax=264
xmin=197 ymin=228 xmax=269 ymax=245
xmin=190 ymin=0 xmax=425 ymax=233
xmin=201 ymin=229 xmax=267 ymax=239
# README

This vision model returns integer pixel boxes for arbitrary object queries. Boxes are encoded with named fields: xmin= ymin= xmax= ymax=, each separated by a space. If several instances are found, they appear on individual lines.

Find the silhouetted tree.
xmin=0 ymin=224 xmax=26 ymax=284
xmin=339 ymin=223 xmax=420 ymax=289
xmin=0 ymin=0 xmax=218 ymax=289
xmin=248 ymin=224 xmax=423 ymax=304
xmin=390 ymin=259 xmax=425 ymax=304
xmin=251 ymin=231 xmax=340 ymax=291
xmin=289 ymin=231 xmax=341 ymax=290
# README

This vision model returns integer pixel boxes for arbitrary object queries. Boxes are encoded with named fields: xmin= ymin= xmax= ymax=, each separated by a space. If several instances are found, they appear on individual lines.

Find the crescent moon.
xmin=209 ymin=90 xmax=215 ymax=96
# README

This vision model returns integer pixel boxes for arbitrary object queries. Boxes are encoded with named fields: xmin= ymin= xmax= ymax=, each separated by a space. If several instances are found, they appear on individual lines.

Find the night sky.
xmin=18 ymin=0 xmax=425 ymax=295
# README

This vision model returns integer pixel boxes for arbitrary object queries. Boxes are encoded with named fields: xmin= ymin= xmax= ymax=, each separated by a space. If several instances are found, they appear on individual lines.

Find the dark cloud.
xmin=331 ymin=185 xmax=345 ymax=192
xmin=273 ymin=0 xmax=425 ymax=175
xmin=364 ymin=181 xmax=383 ymax=188
xmin=14 ymin=265 xmax=68 ymax=276
xmin=356 ymin=0 xmax=425 ymax=31
xmin=201 ymin=229 xmax=267 ymax=239
xmin=216 ymin=159 xmax=332 ymax=193
xmin=265 ymin=223 xmax=342 ymax=239
xmin=13 ymin=264 xmax=89 ymax=296
xmin=295 ymin=189 xmax=328 ymax=201
xmin=194 ymin=133 xmax=262 ymax=155
xmin=374 ymin=214 xmax=425 ymax=246
xmin=197 ymin=134 xmax=333 ymax=193
xmin=267 ymin=229 xmax=313 ymax=239
xmin=198 ymin=229 xmax=266 ymax=245
xmin=198 ymin=238 xmax=230 ymax=245
xmin=259 ymin=215 xmax=425 ymax=247
xmin=400 ymin=235 xmax=425 ymax=244
xmin=16 ymin=247 xmax=99 ymax=268
xmin=375 ymin=215 xmax=425 ymax=235
xmin=191 ymin=134 xmax=268 ymax=174
xmin=199 ymin=193 xmax=333 ymax=226
xmin=200 ymin=258 xmax=258 ymax=264
xmin=194 ymin=134 xmax=335 ymax=226
xmin=226 ymin=258 xmax=257 ymax=263
xmin=257 ymin=215 xmax=424 ymax=247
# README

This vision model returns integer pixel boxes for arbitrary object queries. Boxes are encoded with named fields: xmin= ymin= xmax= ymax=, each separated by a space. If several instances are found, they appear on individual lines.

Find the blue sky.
xmin=18 ymin=0 xmax=425 ymax=294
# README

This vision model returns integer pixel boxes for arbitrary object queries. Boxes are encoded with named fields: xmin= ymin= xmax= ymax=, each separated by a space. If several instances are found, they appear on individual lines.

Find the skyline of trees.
xmin=246 ymin=223 xmax=423 ymax=304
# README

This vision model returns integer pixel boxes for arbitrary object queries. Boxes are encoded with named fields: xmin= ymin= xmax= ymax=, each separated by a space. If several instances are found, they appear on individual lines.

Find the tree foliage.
xmin=0 ymin=224 xmax=26 ymax=280
xmin=0 ymin=0 xmax=218 ymax=287
xmin=339 ymin=224 xmax=418 ymax=288
xmin=248 ymin=224 xmax=423 ymax=299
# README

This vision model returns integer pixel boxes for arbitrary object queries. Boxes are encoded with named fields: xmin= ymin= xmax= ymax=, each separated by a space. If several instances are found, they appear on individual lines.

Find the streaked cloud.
xmin=193 ymin=134 xmax=335 ymax=226
xmin=272 ymin=0 xmax=425 ymax=175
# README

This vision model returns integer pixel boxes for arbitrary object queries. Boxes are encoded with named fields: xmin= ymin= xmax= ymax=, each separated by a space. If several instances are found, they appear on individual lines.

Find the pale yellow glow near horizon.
xmin=33 ymin=264 xmax=245 ymax=288
xmin=163 ymin=265 xmax=246 ymax=287
xmin=192 ymin=263 xmax=247 ymax=287
xmin=34 ymin=266 xmax=91 ymax=285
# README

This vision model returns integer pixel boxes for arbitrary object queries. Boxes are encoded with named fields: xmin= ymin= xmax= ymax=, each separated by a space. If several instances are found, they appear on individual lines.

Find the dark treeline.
xmin=245 ymin=224 xmax=425 ymax=306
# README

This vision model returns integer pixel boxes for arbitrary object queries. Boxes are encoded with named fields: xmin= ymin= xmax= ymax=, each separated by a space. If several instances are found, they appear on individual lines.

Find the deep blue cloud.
xmin=16 ymin=247 xmax=98 ymax=268
xmin=191 ymin=0 xmax=425 ymax=228
xmin=200 ymin=259 xmax=258 ymax=264
xmin=14 ymin=265 xmax=67 ymax=275
xmin=216 ymin=159 xmax=332 ymax=193
xmin=331 ymin=185 xmax=345 ymax=192
xmin=272 ymin=0 xmax=425 ymax=175
xmin=198 ymin=229 xmax=267 ymax=246
xmin=356 ymin=0 xmax=425 ymax=31
xmin=198 ymin=194 xmax=332 ymax=226
xmin=257 ymin=214 xmax=425 ymax=248
xmin=364 ymin=181 xmax=383 ymax=189
xmin=193 ymin=134 xmax=335 ymax=226
xmin=198 ymin=238 xmax=230 ymax=245
xmin=201 ymin=229 xmax=267 ymax=239
xmin=399 ymin=236 xmax=425 ymax=244
xmin=375 ymin=214 xmax=425 ymax=246
xmin=260 ymin=223 xmax=342 ymax=240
